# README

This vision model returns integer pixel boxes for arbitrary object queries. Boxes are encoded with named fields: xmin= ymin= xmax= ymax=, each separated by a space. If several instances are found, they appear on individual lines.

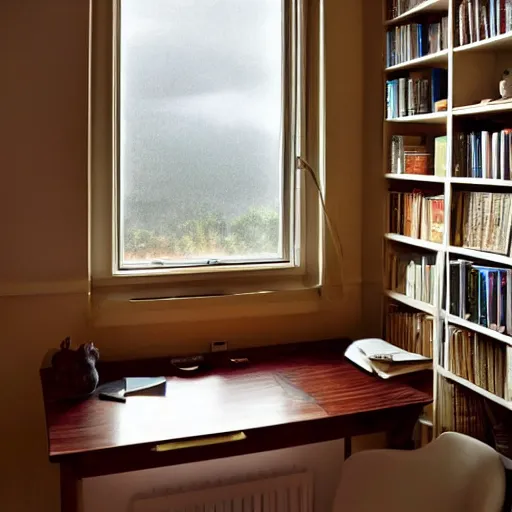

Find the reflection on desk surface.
xmin=43 ymin=352 xmax=432 ymax=458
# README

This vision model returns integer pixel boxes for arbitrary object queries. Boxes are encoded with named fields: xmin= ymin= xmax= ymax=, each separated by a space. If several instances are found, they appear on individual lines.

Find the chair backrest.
xmin=332 ymin=432 xmax=505 ymax=512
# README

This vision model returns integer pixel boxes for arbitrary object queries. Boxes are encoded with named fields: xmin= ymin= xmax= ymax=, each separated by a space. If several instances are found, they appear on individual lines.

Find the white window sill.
xmin=91 ymin=287 xmax=324 ymax=327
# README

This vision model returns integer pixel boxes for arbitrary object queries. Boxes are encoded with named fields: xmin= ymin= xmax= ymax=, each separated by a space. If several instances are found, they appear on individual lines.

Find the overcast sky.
xmin=120 ymin=0 xmax=284 ymax=224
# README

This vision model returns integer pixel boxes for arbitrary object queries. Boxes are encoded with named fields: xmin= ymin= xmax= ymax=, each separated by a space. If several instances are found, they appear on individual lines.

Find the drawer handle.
xmin=152 ymin=431 xmax=247 ymax=452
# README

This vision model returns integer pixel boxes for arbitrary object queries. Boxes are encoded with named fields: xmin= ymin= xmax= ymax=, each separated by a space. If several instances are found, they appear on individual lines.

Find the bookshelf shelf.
xmin=436 ymin=366 xmax=512 ymax=411
xmin=385 ymin=50 xmax=449 ymax=72
xmin=385 ymin=290 xmax=437 ymax=314
xmin=448 ymin=245 xmax=512 ymax=266
xmin=454 ymin=31 xmax=512 ymax=53
xmin=385 ymin=0 xmax=449 ymax=26
xmin=450 ymin=177 xmax=512 ymax=187
xmin=453 ymin=102 xmax=512 ymax=117
xmin=385 ymin=173 xmax=445 ymax=182
xmin=386 ymin=112 xmax=447 ymax=124
xmin=385 ymin=233 xmax=444 ymax=251
xmin=447 ymin=314 xmax=512 ymax=347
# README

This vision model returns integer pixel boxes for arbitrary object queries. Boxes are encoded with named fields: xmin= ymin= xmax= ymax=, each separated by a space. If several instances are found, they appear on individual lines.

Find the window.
xmin=91 ymin=0 xmax=322 ymax=299
xmin=116 ymin=0 xmax=299 ymax=272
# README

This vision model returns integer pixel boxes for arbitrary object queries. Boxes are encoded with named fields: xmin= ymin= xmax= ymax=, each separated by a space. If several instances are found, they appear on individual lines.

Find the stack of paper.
xmin=345 ymin=338 xmax=432 ymax=379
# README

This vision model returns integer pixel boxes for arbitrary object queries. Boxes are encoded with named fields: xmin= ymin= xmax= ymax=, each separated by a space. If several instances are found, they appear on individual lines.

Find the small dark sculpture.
xmin=51 ymin=337 xmax=100 ymax=400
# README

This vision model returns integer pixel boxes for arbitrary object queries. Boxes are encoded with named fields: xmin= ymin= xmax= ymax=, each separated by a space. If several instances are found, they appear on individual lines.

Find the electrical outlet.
xmin=211 ymin=341 xmax=228 ymax=352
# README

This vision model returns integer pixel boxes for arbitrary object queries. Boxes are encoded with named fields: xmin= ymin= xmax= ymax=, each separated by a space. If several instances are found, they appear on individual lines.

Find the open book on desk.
xmin=345 ymin=338 xmax=432 ymax=379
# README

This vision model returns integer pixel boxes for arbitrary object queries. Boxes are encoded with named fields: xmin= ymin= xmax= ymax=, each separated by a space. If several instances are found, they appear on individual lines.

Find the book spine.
xmin=492 ymin=131 xmax=499 ymax=179
xmin=506 ymin=345 xmax=512 ymax=401
xmin=407 ymin=79 xmax=415 ymax=116
xmin=399 ymin=78 xmax=407 ymax=117
xmin=478 ymin=270 xmax=488 ymax=327
xmin=475 ymin=0 xmax=481 ymax=41
xmin=491 ymin=0 xmax=497 ymax=36
xmin=469 ymin=0 xmax=475 ymax=42
xmin=468 ymin=268 xmax=479 ymax=323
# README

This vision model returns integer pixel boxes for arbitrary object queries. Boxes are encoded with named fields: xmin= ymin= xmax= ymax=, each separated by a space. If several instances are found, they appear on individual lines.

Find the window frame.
xmin=115 ymin=0 xmax=295 ymax=273
xmin=89 ymin=0 xmax=323 ymax=305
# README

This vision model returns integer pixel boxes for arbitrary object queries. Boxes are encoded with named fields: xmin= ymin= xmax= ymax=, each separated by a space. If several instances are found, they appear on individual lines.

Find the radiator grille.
xmin=132 ymin=471 xmax=313 ymax=512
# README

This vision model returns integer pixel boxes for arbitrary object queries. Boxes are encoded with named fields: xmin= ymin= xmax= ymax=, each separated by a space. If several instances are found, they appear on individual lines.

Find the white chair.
xmin=332 ymin=432 xmax=505 ymax=512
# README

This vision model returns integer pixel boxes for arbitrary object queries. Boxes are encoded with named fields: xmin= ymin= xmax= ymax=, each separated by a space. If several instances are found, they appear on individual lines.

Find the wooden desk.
xmin=41 ymin=341 xmax=432 ymax=512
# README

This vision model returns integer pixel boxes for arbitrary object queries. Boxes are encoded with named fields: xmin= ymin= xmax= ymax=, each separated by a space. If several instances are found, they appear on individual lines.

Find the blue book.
xmin=477 ymin=269 xmax=489 ymax=328
xmin=476 ymin=133 xmax=482 ymax=177
xmin=396 ymin=81 xmax=399 ymax=117
xmin=470 ymin=133 xmax=477 ymax=177
xmin=386 ymin=32 xmax=390 ymax=67
xmin=387 ymin=81 xmax=392 ymax=118
xmin=491 ymin=0 xmax=497 ymax=36
xmin=488 ymin=270 xmax=499 ymax=329
xmin=430 ymin=68 xmax=448 ymax=112
xmin=473 ymin=265 xmax=506 ymax=328
xmin=505 ymin=131 xmax=511 ymax=180
xmin=499 ymin=269 xmax=507 ymax=330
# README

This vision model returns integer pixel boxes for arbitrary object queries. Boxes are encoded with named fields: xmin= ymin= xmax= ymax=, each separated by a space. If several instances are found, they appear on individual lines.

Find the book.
xmin=452 ymin=192 xmax=512 ymax=255
xmin=387 ymin=250 xmax=437 ymax=304
xmin=388 ymin=191 xmax=444 ymax=242
xmin=389 ymin=135 xmax=428 ymax=174
xmin=345 ymin=338 xmax=432 ymax=379
xmin=448 ymin=259 xmax=512 ymax=334
xmin=457 ymin=0 xmax=510 ymax=45
xmin=97 ymin=377 xmax=167 ymax=403
xmin=454 ymin=128 xmax=512 ymax=179
xmin=437 ymin=379 xmax=492 ymax=445
xmin=385 ymin=306 xmax=434 ymax=358
xmin=434 ymin=136 xmax=447 ymax=177
xmin=387 ymin=0 xmax=442 ymax=20
xmin=386 ymin=68 xmax=448 ymax=119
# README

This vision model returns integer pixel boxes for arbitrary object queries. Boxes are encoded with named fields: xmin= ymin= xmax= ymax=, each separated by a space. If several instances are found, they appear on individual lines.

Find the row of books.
xmin=449 ymin=259 xmax=512 ymax=333
xmin=438 ymin=377 xmax=512 ymax=457
xmin=453 ymin=129 xmax=512 ymax=179
xmin=387 ymin=252 xmax=437 ymax=304
xmin=452 ymin=192 xmax=512 ymax=255
xmin=456 ymin=0 xmax=512 ymax=47
xmin=438 ymin=377 xmax=492 ymax=444
xmin=386 ymin=69 xmax=447 ymax=119
xmin=385 ymin=307 xmax=434 ymax=358
xmin=386 ymin=19 xmax=448 ymax=67
xmin=446 ymin=326 xmax=510 ymax=399
xmin=387 ymin=0 xmax=433 ymax=19
xmin=390 ymin=134 xmax=447 ymax=176
xmin=389 ymin=191 xmax=445 ymax=242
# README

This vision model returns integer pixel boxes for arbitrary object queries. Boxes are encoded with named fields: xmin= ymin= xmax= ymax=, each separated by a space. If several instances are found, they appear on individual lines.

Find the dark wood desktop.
xmin=40 ymin=340 xmax=432 ymax=512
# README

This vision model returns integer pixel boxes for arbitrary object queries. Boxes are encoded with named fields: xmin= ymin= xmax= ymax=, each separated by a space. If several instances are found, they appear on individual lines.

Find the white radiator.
xmin=132 ymin=471 xmax=314 ymax=512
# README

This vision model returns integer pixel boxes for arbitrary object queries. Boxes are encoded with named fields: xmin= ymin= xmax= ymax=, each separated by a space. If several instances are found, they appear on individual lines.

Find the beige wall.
xmin=0 ymin=0 xmax=364 ymax=510
xmin=362 ymin=0 xmax=386 ymax=338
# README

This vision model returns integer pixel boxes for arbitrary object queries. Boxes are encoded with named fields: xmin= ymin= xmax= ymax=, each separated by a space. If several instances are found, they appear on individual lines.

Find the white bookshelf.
xmin=453 ymin=31 xmax=512 ymax=53
xmin=446 ymin=314 xmax=512 ymax=347
xmin=385 ymin=50 xmax=449 ymax=71
xmin=383 ymin=0 xmax=512 ymax=440
xmin=448 ymin=245 xmax=512 ymax=265
xmin=385 ymin=0 xmax=450 ymax=25
xmin=437 ymin=366 xmax=512 ymax=411
xmin=385 ymin=173 xmax=445 ymax=182
xmin=450 ymin=177 xmax=512 ymax=186
xmin=385 ymin=233 xmax=444 ymax=251
xmin=386 ymin=112 xmax=448 ymax=124
xmin=385 ymin=290 xmax=437 ymax=314
xmin=453 ymin=101 xmax=512 ymax=117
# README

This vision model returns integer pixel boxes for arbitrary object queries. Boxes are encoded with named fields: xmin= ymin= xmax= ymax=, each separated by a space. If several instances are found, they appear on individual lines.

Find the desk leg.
xmin=60 ymin=463 xmax=82 ymax=512
xmin=387 ymin=407 xmax=423 ymax=450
